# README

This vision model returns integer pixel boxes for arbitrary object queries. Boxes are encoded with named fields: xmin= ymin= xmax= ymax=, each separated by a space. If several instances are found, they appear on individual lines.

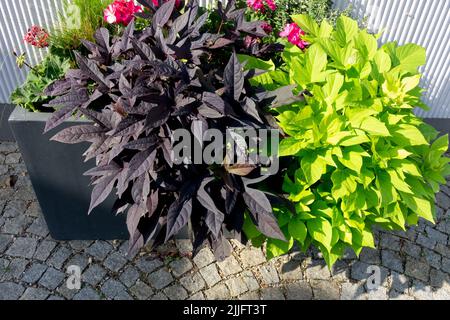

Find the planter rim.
xmin=8 ymin=106 xmax=89 ymax=124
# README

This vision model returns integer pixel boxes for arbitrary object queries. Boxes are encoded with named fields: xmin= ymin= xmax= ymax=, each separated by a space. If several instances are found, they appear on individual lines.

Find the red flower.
xmin=246 ymin=0 xmax=276 ymax=11
xmin=23 ymin=26 xmax=49 ymax=48
xmin=104 ymin=0 xmax=143 ymax=26
xmin=279 ymin=23 xmax=308 ymax=49
xmin=265 ymin=0 xmax=277 ymax=11
xmin=261 ymin=22 xmax=273 ymax=34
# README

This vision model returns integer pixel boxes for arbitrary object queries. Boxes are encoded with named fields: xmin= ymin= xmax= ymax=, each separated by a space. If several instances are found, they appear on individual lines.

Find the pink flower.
xmin=261 ymin=22 xmax=273 ymax=34
xmin=104 ymin=0 xmax=143 ymax=26
xmin=152 ymin=0 xmax=182 ymax=8
xmin=23 ymin=25 xmax=49 ymax=48
xmin=279 ymin=22 xmax=308 ymax=49
xmin=247 ymin=0 xmax=265 ymax=11
xmin=265 ymin=0 xmax=277 ymax=11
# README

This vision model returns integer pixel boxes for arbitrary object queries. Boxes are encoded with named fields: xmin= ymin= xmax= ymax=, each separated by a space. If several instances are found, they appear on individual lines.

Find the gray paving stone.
xmin=47 ymin=246 xmax=72 ymax=269
xmin=2 ymin=215 xmax=31 ymax=234
xmin=20 ymin=287 xmax=50 ymax=300
xmin=280 ymin=260 xmax=303 ymax=281
xmin=351 ymin=261 xmax=372 ymax=281
xmin=436 ymin=192 xmax=450 ymax=209
xmin=119 ymin=266 xmax=140 ymax=288
xmin=238 ymin=291 xmax=260 ymax=300
xmin=416 ymin=234 xmax=436 ymax=250
xmin=27 ymin=216 xmax=49 ymax=237
xmin=5 ymin=153 xmax=21 ymax=164
xmin=0 ymin=282 xmax=25 ymax=300
xmin=169 ymin=257 xmax=193 ymax=277
xmin=85 ymin=241 xmax=113 ymax=261
xmin=411 ymin=280 xmax=433 ymax=300
xmin=73 ymin=287 xmax=101 ymax=300
xmin=151 ymin=292 xmax=168 ymax=300
xmin=5 ymin=237 xmax=37 ymax=259
xmin=0 ymin=234 xmax=12 ymax=253
xmin=39 ymin=267 xmax=65 ymax=290
xmin=380 ymin=234 xmax=401 ymax=251
xmin=403 ymin=241 xmax=422 ymax=258
xmin=193 ymin=247 xmax=215 ymax=269
xmin=258 ymin=264 xmax=280 ymax=285
xmin=216 ymin=255 xmax=242 ymax=276
xmin=390 ymin=271 xmax=410 ymax=293
xmin=260 ymin=287 xmax=285 ymax=300
xmin=148 ymin=268 xmax=174 ymax=290
xmin=199 ymin=264 xmax=221 ymax=287
xmin=240 ymin=248 xmax=266 ymax=267
xmin=1 ymin=258 xmax=28 ymax=281
xmin=101 ymin=279 xmax=132 ymax=300
xmin=305 ymin=261 xmax=331 ymax=280
xmin=65 ymin=254 xmax=90 ymax=273
xmin=83 ymin=264 xmax=107 ymax=287
xmin=311 ymin=280 xmax=340 ymax=300
xmin=135 ymin=257 xmax=164 ymax=273
xmin=33 ymin=240 xmax=57 ymax=261
xmin=130 ymin=280 xmax=153 ymax=300
xmin=367 ymin=287 xmax=388 ymax=300
xmin=331 ymin=260 xmax=350 ymax=281
xmin=388 ymin=290 xmax=414 ymax=300
xmin=241 ymin=270 xmax=260 ymax=292
xmin=180 ymin=272 xmax=206 ymax=294
xmin=423 ymin=248 xmax=441 ymax=269
xmin=204 ymin=283 xmax=230 ymax=300
xmin=164 ymin=284 xmax=189 ymax=300
xmin=2 ymin=200 xmax=27 ymax=218
xmin=359 ymin=248 xmax=381 ymax=264
xmin=225 ymin=277 xmax=248 ymax=297
xmin=22 ymin=263 xmax=47 ymax=283
xmin=435 ymin=243 xmax=450 ymax=257
xmin=24 ymin=202 xmax=42 ymax=217
xmin=47 ymin=295 xmax=65 ymax=300
xmin=405 ymin=258 xmax=430 ymax=282
xmin=381 ymin=250 xmax=404 ymax=273
xmin=425 ymin=226 xmax=448 ymax=244
xmin=430 ymin=268 xmax=449 ymax=288
xmin=56 ymin=285 xmax=76 ymax=300
xmin=340 ymin=282 xmax=366 ymax=300
xmin=285 ymin=281 xmax=313 ymax=300
xmin=442 ymin=257 xmax=450 ymax=274
xmin=69 ymin=240 xmax=94 ymax=252
xmin=175 ymin=239 xmax=193 ymax=256
xmin=104 ymin=252 xmax=127 ymax=272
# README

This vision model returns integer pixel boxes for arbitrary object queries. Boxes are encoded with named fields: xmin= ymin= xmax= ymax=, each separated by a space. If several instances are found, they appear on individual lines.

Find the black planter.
xmin=1 ymin=104 xmax=15 ymax=141
xmin=8 ymin=107 xmax=128 ymax=240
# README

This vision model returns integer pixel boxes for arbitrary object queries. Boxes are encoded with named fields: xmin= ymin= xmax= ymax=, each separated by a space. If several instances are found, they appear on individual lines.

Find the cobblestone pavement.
xmin=1 ymin=141 xmax=450 ymax=300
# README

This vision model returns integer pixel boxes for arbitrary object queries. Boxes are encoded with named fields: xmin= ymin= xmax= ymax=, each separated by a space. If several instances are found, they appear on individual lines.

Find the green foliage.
xmin=49 ymin=0 xmax=115 ymax=59
xmin=10 ymin=55 xmax=71 ymax=112
xmin=243 ymin=14 xmax=450 ymax=267
xmin=236 ymin=0 xmax=350 ymax=41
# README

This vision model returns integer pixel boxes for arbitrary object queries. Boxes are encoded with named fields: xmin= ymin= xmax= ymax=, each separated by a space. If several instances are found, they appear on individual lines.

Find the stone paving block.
xmin=5 ymin=153 xmax=20 ymax=164
xmin=148 ymin=268 xmax=174 ymax=290
xmin=73 ymin=287 xmax=101 ymax=300
xmin=130 ymin=281 xmax=153 ymax=300
xmin=238 ymin=291 xmax=260 ymax=300
xmin=410 ymin=280 xmax=433 ymax=300
xmin=193 ymin=247 xmax=215 ymax=269
xmin=0 ymin=282 xmax=25 ymax=300
xmin=39 ymin=267 xmax=65 ymax=290
xmin=388 ymin=290 xmax=414 ymax=300
xmin=24 ymin=202 xmax=42 ymax=217
xmin=199 ymin=264 xmax=221 ymax=287
xmin=331 ymin=260 xmax=350 ymax=281
xmin=241 ymin=270 xmax=260 ymax=292
xmin=188 ymin=292 xmax=206 ymax=300
xmin=359 ymin=248 xmax=381 ymax=264
xmin=381 ymin=250 xmax=404 ymax=273
xmin=435 ymin=243 xmax=450 ymax=257
xmin=83 ymin=264 xmax=107 ymax=287
xmin=340 ymin=282 xmax=366 ymax=300
xmin=27 ymin=216 xmax=49 ymax=237
xmin=5 ymin=237 xmax=37 ymax=259
xmin=311 ymin=280 xmax=340 ymax=300
xmin=367 ymin=287 xmax=388 ymax=300
xmin=101 ymin=279 xmax=132 ymax=300
xmin=402 ymin=241 xmax=422 ymax=258
xmin=216 ymin=255 xmax=242 ymax=276
xmin=380 ymin=234 xmax=401 ymax=251
xmin=405 ymin=258 xmax=430 ymax=282
xmin=119 ymin=266 xmax=140 ymax=288
xmin=164 ymin=284 xmax=189 ymax=300
xmin=423 ymin=248 xmax=441 ymax=269
xmin=441 ymin=257 xmax=450 ymax=274
xmin=65 ymin=254 xmax=90 ymax=272
xmin=225 ymin=277 xmax=248 ymax=297
xmin=239 ymin=248 xmax=266 ymax=268
xmin=169 ymin=257 xmax=193 ymax=278
xmin=305 ymin=261 xmax=331 ymax=280
xmin=33 ymin=240 xmax=57 ymax=261
xmin=285 ymin=281 xmax=313 ymax=300
xmin=151 ymin=292 xmax=168 ymax=300
xmin=430 ymin=268 xmax=449 ymax=288
xmin=104 ymin=252 xmax=127 ymax=272
xmin=390 ymin=271 xmax=410 ymax=294
xmin=0 ymin=234 xmax=12 ymax=253
xmin=175 ymin=239 xmax=193 ymax=257
xmin=85 ymin=241 xmax=113 ymax=261
xmin=416 ymin=234 xmax=436 ymax=250
xmin=47 ymin=246 xmax=72 ymax=269
xmin=21 ymin=263 xmax=47 ymax=284
xmin=258 ymin=265 xmax=280 ymax=285
xmin=280 ymin=260 xmax=303 ymax=281
xmin=57 ymin=286 xmax=76 ymax=300
xmin=20 ymin=287 xmax=50 ymax=300
xmin=180 ymin=272 xmax=205 ymax=294
xmin=135 ymin=257 xmax=163 ymax=273
xmin=204 ymin=283 xmax=230 ymax=300
xmin=260 ymin=287 xmax=284 ymax=300
xmin=1 ymin=258 xmax=28 ymax=281
xmin=436 ymin=192 xmax=450 ymax=209
xmin=2 ymin=200 xmax=27 ymax=218
xmin=2 ymin=215 xmax=31 ymax=235
xmin=425 ymin=226 xmax=448 ymax=244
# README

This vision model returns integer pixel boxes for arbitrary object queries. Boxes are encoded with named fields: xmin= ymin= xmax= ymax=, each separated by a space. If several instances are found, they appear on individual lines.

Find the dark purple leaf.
xmin=88 ymin=172 xmax=119 ymax=213
xmin=224 ymin=53 xmax=244 ymax=101
xmin=152 ymin=0 xmax=175 ymax=31
xmin=126 ymin=147 xmax=157 ymax=182
xmin=165 ymin=198 xmax=192 ymax=241
xmin=51 ymin=125 xmax=106 ymax=144
xmin=44 ymin=105 xmax=77 ymax=133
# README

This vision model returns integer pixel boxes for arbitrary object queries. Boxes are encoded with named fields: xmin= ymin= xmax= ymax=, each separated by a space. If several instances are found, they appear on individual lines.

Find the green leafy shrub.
xmin=244 ymin=14 xmax=450 ymax=267
xmin=10 ymin=54 xmax=71 ymax=112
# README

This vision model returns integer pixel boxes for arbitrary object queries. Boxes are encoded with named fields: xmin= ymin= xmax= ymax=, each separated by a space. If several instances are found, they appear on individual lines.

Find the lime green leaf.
xmin=331 ymin=170 xmax=357 ymax=199
xmin=392 ymin=124 xmax=428 ymax=146
xmin=288 ymin=217 xmax=308 ymax=244
xmin=373 ymin=49 xmax=392 ymax=74
xmin=301 ymin=153 xmax=327 ymax=185
xmin=334 ymin=16 xmax=359 ymax=46
xmin=401 ymin=193 xmax=435 ymax=223
xmin=307 ymin=217 xmax=333 ymax=251
xmin=237 ymin=54 xmax=275 ymax=71
xmin=267 ymin=236 xmax=294 ymax=259
xmin=279 ymin=138 xmax=304 ymax=157
xmin=291 ymin=14 xmax=320 ymax=37
xmin=359 ymin=117 xmax=390 ymax=136
xmin=355 ymin=30 xmax=377 ymax=60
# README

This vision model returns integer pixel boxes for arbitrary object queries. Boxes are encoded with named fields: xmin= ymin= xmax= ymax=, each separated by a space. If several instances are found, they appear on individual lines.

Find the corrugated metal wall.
xmin=334 ymin=0 xmax=450 ymax=118
xmin=1 ymin=0 xmax=449 ymax=118
xmin=0 ymin=0 xmax=63 ymax=103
